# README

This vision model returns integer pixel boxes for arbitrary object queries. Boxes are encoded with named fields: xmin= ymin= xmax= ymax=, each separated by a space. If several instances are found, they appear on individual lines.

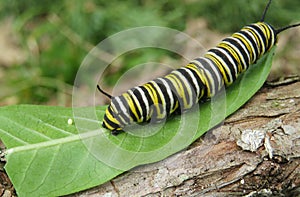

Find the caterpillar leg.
xmin=111 ymin=129 xmax=123 ymax=135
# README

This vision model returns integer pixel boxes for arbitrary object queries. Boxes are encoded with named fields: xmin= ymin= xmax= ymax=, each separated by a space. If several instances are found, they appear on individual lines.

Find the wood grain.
xmin=72 ymin=82 xmax=300 ymax=197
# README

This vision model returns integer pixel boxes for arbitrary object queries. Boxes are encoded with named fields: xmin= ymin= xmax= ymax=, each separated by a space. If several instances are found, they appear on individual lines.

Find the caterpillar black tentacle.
xmin=260 ymin=0 xmax=272 ymax=22
xmin=97 ymin=85 xmax=112 ymax=99
xmin=98 ymin=0 xmax=300 ymax=134
xmin=276 ymin=23 xmax=300 ymax=34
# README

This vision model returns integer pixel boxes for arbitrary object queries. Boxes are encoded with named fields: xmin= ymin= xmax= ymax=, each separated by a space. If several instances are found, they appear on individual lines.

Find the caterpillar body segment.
xmin=99 ymin=0 xmax=300 ymax=134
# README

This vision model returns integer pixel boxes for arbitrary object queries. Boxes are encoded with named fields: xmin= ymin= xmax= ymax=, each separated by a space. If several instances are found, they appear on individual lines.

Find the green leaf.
xmin=1 ymin=105 xmax=123 ymax=196
xmin=0 ymin=48 xmax=274 ymax=196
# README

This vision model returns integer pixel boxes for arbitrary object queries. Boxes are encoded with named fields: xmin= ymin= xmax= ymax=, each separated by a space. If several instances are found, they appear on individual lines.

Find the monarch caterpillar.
xmin=98 ymin=0 xmax=300 ymax=135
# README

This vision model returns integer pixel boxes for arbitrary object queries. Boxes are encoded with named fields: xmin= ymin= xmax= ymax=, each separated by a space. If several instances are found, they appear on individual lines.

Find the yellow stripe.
xmin=151 ymin=82 xmax=166 ymax=106
xmin=169 ymin=75 xmax=187 ymax=108
xmin=142 ymin=84 xmax=154 ymax=118
xmin=111 ymin=102 xmax=129 ymax=124
xmin=233 ymin=33 xmax=254 ymax=63
xmin=258 ymin=22 xmax=273 ymax=51
xmin=144 ymin=83 xmax=157 ymax=103
xmin=144 ymin=83 xmax=165 ymax=119
xmin=103 ymin=119 xmax=115 ymax=130
xmin=185 ymin=64 xmax=209 ymax=98
xmin=175 ymin=70 xmax=193 ymax=107
xmin=166 ymin=73 xmax=190 ymax=109
xmin=104 ymin=108 xmax=121 ymax=130
xmin=123 ymin=93 xmax=140 ymax=122
xmin=259 ymin=22 xmax=270 ymax=37
xmin=129 ymin=90 xmax=144 ymax=122
xmin=205 ymin=53 xmax=231 ymax=85
xmin=106 ymin=109 xmax=118 ymax=125
xmin=151 ymin=82 xmax=166 ymax=119
xmin=218 ymin=42 xmax=243 ymax=73
xmin=170 ymin=101 xmax=179 ymax=114
xmin=243 ymin=27 xmax=262 ymax=56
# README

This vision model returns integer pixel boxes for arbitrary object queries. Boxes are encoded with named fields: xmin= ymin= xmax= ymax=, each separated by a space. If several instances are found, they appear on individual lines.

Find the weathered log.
xmin=73 ymin=82 xmax=300 ymax=197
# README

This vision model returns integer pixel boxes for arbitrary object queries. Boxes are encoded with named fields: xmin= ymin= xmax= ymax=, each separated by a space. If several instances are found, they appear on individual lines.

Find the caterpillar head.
xmin=97 ymin=85 xmax=124 ymax=135
xmin=102 ymin=102 xmax=124 ymax=135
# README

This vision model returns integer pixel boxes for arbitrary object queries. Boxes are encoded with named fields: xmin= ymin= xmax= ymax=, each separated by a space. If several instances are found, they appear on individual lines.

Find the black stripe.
xmin=245 ymin=25 xmax=262 ymax=55
xmin=239 ymin=30 xmax=258 ymax=63
xmin=103 ymin=115 xmax=119 ymax=130
xmin=129 ymin=88 xmax=142 ymax=121
xmin=171 ymin=71 xmax=191 ymax=110
xmin=206 ymin=52 xmax=232 ymax=85
xmin=160 ymin=78 xmax=179 ymax=114
xmin=260 ymin=23 xmax=275 ymax=51
xmin=225 ymin=37 xmax=249 ymax=67
xmin=111 ymin=98 xmax=130 ymax=124
xmin=103 ymin=107 xmax=122 ymax=129
xmin=140 ymin=85 xmax=153 ymax=121
xmin=232 ymin=35 xmax=251 ymax=65
xmin=119 ymin=95 xmax=137 ymax=122
xmin=163 ymin=77 xmax=181 ymax=113
xmin=147 ymin=82 xmax=164 ymax=121
xmin=177 ymin=68 xmax=198 ymax=104
xmin=209 ymin=48 xmax=237 ymax=81
xmin=153 ymin=79 xmax=172 ymax=116
xmin=194 ymin=58 xmax=217 ymax=98
xmin=248 ymin=24 xmax=267 ymax=54
xmin=132 ymin=87 xmax=147 ymax=121
xmin=223 ymin=37 xmax=250 ymax=70
xmin=147 ymin=82 xmax=162 ymax=104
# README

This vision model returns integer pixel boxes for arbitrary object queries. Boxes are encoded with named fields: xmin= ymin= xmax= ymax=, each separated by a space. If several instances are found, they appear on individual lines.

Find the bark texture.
xmin=73 ymin=82 xmax=300 ymax=197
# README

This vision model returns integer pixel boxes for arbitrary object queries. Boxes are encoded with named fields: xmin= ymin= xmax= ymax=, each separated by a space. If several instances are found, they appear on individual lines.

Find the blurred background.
xmin=0 ymin=0 xmax=299 ymax=106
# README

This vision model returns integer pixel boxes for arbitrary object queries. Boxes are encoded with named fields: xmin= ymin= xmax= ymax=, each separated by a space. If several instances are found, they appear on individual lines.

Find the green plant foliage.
xmin=0 ymin=0 xmax=188 ymax=104
xmin=0 ymin=0 xmax=298 ymax=105
xmin=0 ymin=48 xmax=274 ymax=196
xmin=189 ymin=0 xmax=300 ymax=32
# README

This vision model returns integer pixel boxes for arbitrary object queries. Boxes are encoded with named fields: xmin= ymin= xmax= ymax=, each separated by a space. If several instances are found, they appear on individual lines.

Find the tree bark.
xmin=74 ymin=81 xmax=300 ymax=197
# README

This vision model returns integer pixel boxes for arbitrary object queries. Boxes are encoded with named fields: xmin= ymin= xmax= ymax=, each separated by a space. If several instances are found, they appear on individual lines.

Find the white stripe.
xmin=265 ymin=23 xmax=275 ymax=49
xmin=192 ymin=57 xmax=224 ymax=95
xmin=135 ymin=86 xmax=150 ymax=119
xmin=182 ymin=67 xmax=200 ymax=98
xmin=243 ymin=28 xmax=261 ymax=55
xmin=252 ymin=24 xmax=266 ymax=54
xmin=206 ymin=50 xmax=234 ymax=84
xmin=114 ymin=96 xmax=131 ymax=120
xmin=190 ymin=58 xmax=214 ymax=96
xmin=203 ymin=58 xmax=224 ymax=95
xmin=150 ymin=81 xmax=167 ymax=118
xmin=214 ymin=47 xmax=238 ymax=76
xmin=235 ymin=32 xmax=257 ymax=63
xmin=128 ymin=89 xmax=143 ymax=122
xmin=220 ymin=40 xmax=247 ymax=74
xmin=172 ymin=70 xmax=193 ymax=108
xmin=157 ymin=78 xmax=175 ymax=113
xmin=230 ymin=37 xmax=251 ymax=70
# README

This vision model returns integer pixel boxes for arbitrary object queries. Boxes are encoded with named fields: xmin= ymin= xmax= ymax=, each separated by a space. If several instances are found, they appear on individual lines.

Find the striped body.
xmin=102 ymin=22 xmax=277 ymax=133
